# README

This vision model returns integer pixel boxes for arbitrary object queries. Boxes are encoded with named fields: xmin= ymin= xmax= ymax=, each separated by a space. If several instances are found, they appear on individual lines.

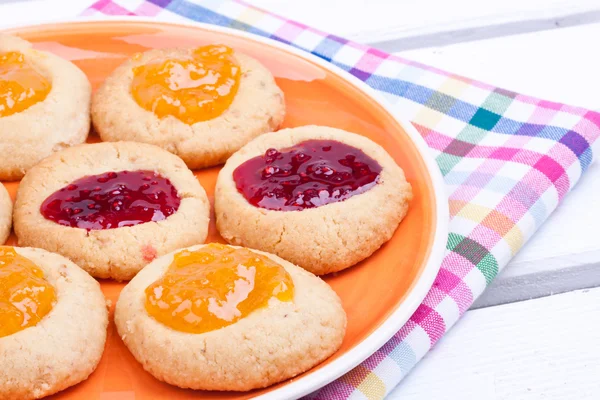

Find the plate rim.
xmin=2 ymin=17 xmax=450 ymax=400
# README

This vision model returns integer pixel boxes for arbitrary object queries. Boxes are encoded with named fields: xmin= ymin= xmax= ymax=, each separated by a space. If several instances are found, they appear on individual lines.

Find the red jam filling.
xmin=40 ymin=170 xmax=181 ymax=230
xmin=232 ymin=139 xmax=382 ymax=211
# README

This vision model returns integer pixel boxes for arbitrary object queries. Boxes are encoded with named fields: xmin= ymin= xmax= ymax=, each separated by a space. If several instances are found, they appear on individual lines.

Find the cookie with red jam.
xmin=13 ymin=142 xmax=210 ymax=281
xmin=215 ymin=126 xmax=412 ymax=275
xmin=92 ymin=44 xmax=285 ymax=170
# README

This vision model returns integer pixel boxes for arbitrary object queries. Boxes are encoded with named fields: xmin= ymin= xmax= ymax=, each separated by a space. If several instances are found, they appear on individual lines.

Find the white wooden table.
xmin=2 ymin=1 xmax=600 ymax=398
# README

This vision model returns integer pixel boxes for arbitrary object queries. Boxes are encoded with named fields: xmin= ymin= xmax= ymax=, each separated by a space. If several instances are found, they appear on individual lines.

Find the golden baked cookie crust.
xmin=214 ymin=126 xmax=413 ymax=275
xmin=0 ymin=184 xmax=12 ymax=245
xmin=0 ymin=247 xmax=108 ymax=400
xmin=0 ymin=34 xmax=91 ymax=180
xmin=13 ymin=141 xmax=210 ymax=281
xmin=92 ymin=47 xmax=285 ymax=169
xmin=115 ymin=244 xmax=346 ymax=391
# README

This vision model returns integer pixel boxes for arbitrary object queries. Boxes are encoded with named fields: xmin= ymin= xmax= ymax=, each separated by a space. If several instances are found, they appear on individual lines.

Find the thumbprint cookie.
xmin=215 ymin=126 xmax=412 ymax=275
xmin=13 ymin=142 xmax=210 ymax=281
xmin=0 ymin=184 xmax=11 ymax=244
xmin=115 ymin=243 xmax=346 ymax=391
xmin=92 ymin=44 xmax=285 ymax=169
xmin=0 ymin=34 xmax=90 ymax=180
xmin=0 ymin=246 xmax=108 ymax=399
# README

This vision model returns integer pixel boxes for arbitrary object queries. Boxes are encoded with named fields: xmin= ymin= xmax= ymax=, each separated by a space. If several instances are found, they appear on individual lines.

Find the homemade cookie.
xmin=92 ymin=44 xmax=285 ymax=169
xmin=0 ymin=184 xmax=12 ymax=244
xmin=215 ymin=126 xmax=413 ymax=275
xmin=0 ymin=34 xmax=90 ymax=180
xmin=0 ymin=246 xmax=108 ymax=400
xmin=13 ymin=141 xmax=210 ymax=281
xmin=115 ymin=243 xmax=346 ymax=391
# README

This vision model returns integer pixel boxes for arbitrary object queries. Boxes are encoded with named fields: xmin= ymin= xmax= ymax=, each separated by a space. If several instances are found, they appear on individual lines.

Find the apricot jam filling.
xmin=233 ymin=139 xmax=383 ymax=211
xmin=40 ymin=170 xmax=180 ymax=230
xmin=131 ymin=45 xmax=241 ymax=124
xmin=0 ymin=51 xmax=51 ymax=118
xmin=0 ymin=247 xmax=56 ymax=338
xmin=145 ymin=243 xmax=294 ymax=334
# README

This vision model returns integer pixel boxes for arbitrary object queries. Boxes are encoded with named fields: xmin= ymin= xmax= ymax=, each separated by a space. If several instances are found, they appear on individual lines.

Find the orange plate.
xmin=3 ymin=20 xmax=448 ymax=400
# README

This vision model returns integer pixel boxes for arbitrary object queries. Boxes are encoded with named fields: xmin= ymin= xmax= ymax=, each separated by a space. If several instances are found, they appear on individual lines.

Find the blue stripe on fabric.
xmin=387 ymin=341 xmax=417 ymax=375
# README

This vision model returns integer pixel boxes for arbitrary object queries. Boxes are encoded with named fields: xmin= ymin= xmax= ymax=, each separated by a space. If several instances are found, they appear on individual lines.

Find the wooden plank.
xmin=388 ymin=287 xmax=600 ymax=399
xmin=397 ymin=23 xmax=600 ymax=110
xmin=249 ymin=0 xmax=600 ymax=50
xmin=396 ymin=23 xmax=600 ymax=307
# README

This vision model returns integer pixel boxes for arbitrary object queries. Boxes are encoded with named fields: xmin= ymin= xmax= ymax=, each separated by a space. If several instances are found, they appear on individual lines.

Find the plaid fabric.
xmin=81 ymin=1 xmax=600 ymax=398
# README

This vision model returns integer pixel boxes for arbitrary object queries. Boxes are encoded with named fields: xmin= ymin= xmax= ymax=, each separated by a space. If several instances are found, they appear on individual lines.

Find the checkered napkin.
xmin=81 ymin=1 xmax=600 ymax=398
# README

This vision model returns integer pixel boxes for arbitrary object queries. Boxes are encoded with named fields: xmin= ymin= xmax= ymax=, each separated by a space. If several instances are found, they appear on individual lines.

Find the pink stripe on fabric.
xmin=355 ymin=52 xmax=386 ymax=73
xmin=449 ymin=183 xmax=482 ymax=203
xmin=584 ymin=111 xmax=600 ymax=130
xmin=514 ymin=93 xmax=541 ymax=105
xmin=274 ymin=21 xmax=304 ymax=42
xmin=502 ymin=135 xmax=532 ymax=147
xmin=411 ymin=305 xmax=446 ymax=345
xmin=80 ymin=8 xmax=97 ymax=16
xmin=489 ymin=147 xmax=519 ymax=161
xmin=495 ymin=196 xmax=528 ymax=223
xmin=422 ymin=286 xmax=448 ymax=308
xmin=520 ymin=169 xmax=553 ymax=197
xmin=433 ymin=269 xmax=463 ymax=295
xmin=538 ymin=99 xmax=565 ymax=111
xmin=448 ymin=281 xmax=473 ymax=315
xmin=134 ymin=1 xmax=163 ymax=16
xmin=574 ymin=115 xmax=600 ymax=140
xmin=474 ymin=158 xmax=505 ymax=174
xmin=468 ymin=225 xmax=503 ymax=249
xmin=528 ymin=107 xmax=558 ymax=125
xmin=548 ymin=141 xmax=580 ymax=169
xmin=424 ymin=131 xmax=454 ymax=150
xmin=442 ymin=252 xmax=477 ymax=279
xmin=89 ymin=0 xmax=135 ymax=15
xmin=395 ymin=319 xmax=418 ymax=342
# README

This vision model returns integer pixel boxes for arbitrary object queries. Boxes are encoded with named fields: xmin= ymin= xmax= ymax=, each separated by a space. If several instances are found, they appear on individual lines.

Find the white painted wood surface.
xmin=389 ymin=287 xmax=600 ymax=399
xmin=251 ymin=0 xmax=600 ymax=50
xmin=2 ymin=1 xmax=600 ymax=398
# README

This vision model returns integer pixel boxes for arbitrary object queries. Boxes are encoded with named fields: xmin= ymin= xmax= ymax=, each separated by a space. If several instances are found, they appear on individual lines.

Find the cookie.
xmin=215 ymin=126 xmax=413 ymax=275
xmin=115 ymin=243 xmax=346 ymax=391
xmin=13 ymin=141 xmax=210 ymax=281
xmin=0 ymin=246 xmax=108 ymax=400
xmin=0 ymin=34 xmax=90 ymax=180
xmin=92 ymin=45 xmax=285 ymax=169
xmin=0 ymin=184 xmax=12 ymax=244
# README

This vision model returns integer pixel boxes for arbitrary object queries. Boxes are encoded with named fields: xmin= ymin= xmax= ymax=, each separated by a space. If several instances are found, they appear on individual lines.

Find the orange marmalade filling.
xmin=0 ymin=51 xmax=51 ymax=118
xmin=131 ymin=45 xmax=241 ymax=125
xmin=145 ymin=243 xmax=294 ymax=334
xmin=0 ymin=247 xmax=56 ymax=338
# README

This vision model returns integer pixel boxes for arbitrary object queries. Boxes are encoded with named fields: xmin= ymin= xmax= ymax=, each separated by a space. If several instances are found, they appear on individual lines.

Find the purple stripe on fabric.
xmin=148 ymin=0 xmax=173 ymax=8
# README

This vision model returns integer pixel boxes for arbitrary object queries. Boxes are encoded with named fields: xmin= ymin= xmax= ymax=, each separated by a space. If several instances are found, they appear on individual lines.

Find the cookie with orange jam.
xmin=0 ymin=34 xmax=90 ymax=180
xmin=115 ymin=243 xmax=345 ymax=391
xmin=92 ymin=44 xmax=285 ymax=170
xmin=215 ymin=126 xmax=413 ymax=275
xmin=13 ymin=141 xmax=210 ymax=281
xmin=0 ymin=246 xmax=108 ymax=399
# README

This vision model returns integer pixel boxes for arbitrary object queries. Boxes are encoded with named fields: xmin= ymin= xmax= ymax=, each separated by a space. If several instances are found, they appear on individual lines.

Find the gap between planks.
xmin=388 ymin=287 xmax=600 ymax=399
